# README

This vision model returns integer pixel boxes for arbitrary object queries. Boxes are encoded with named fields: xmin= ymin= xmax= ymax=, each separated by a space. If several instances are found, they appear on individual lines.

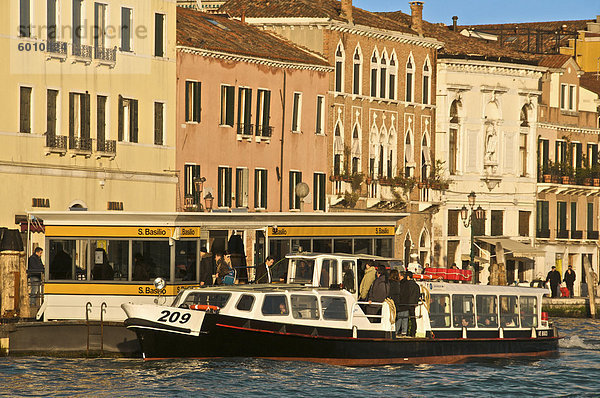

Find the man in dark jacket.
xmin=199 ymin=252 xmax=215 ymax=286
xmin=546 ymin=266 xmax=561 ymax=298
xmin=563 ymin=265 xmax=576 ymax=298
xmin=388 ymin=269 xmax=403 ymax=335
xmin=366 ymin=265 xmax=389 ymax=322
xmin=254 ymin=256 xmax=274 ymax=284
xmin=405 ymin=271 xmax=421 ymax=337
xmin=27 ymin=247 xmax=44 ymax=301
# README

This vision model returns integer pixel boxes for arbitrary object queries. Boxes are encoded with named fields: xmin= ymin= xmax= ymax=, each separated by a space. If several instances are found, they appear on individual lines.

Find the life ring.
xmin=189 ymin=304 xmax=220 ymax=312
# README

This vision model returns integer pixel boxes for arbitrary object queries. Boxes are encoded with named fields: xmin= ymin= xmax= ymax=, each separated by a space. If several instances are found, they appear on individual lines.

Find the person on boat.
xmin=199 ymin=251 xmax=215 ymax=286
xmin=388 ymin=269 xmax=403 ymax=336
xmin=397 ymin=271 xmax=410 ymax=335
xmin=545 ymin=266 xmax=561 ymax=298
xmin=215 ymin=251 xmax=233 ymax=285
xmin=342 ymin=262 xmax=355 ymax=293
xmin=563 ymin=265 xmax=576 ymax=298
xmin=405 ymin=271 xmax=420 ymax=337
xmin=255 ymin=256 xmax=274 ymax=284
xmin=366 ymin=265 xmax=390 ymax=323
xmin=359 ymin=262 xmax=376 ymax=301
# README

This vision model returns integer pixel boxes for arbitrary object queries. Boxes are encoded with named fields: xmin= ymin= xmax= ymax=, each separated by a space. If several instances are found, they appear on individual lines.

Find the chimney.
xmin=452 ymin=16 xmax=458 ymax=32
xmin=409 ymin=1 xmax=424 ymax=36
xmin=341 ymin=0 xmax=353 ymax=24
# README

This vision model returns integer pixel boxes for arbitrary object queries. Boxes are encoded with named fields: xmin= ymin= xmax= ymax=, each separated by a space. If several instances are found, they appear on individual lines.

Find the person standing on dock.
xmin=366 ymin=265 xmax=390 ymax=322
xmin=405 ymin=271 xmax=420 ymax=337
xmin=27 ymin=247 xmax=44 ymax=304
xmin=563 ymin=265 xmax=576 ymax=298
xmin=546 ymin=266 xmax=561 ymax=298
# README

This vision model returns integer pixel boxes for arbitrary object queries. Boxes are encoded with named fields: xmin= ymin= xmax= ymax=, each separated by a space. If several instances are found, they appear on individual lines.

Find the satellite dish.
xmin=295 ymin=182 xmax=310 ymax=199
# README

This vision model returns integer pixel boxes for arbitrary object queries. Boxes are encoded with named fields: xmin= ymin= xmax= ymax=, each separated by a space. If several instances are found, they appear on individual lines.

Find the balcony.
xmin=72 ymin=43 xmax=92 ymax=63
xmin=556 ymin=229 xmax=569 ymax=239
xmin=69 ymin=136 xmax=92 ymax=156
xmin=94 ymin=46 xmax=117 ymax=67
xmin=571 ymin=230 xmax=583 ymax=240
xmin=46 ymin=40 xmax=68 ymax=60
xmin=255 ymin=125 xmax=273 ymax=142
xmin=588 ymin=230 xmax=599 ymax=240
xmin=96 ymin=139 xmax=116 ymax=158
xmin=45 ymin=134 xmax=67 ymax=155
xmin=536 ymin=229 xmax=550 ymax=239
xmin=237 ymin=123 xmax=254 ymax=140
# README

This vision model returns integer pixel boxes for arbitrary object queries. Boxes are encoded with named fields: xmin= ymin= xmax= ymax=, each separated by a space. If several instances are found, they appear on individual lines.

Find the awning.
xmin=476 ymin=237 xmax=545 ymax=257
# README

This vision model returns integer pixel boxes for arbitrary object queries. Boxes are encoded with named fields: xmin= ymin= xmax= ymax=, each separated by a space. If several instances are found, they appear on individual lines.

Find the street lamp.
xmin=193 ymin=177 xmax=206 ymax=211
xmin=460 ymin=191 xmax=485 ymax=283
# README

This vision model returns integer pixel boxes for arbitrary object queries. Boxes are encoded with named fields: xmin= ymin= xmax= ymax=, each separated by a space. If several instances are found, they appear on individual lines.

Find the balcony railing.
xmin=97 ymin=139 xmax=116 ymax=155
xmin=46 ymin=40 xmax=68 ymax=56
xmin=72 ymin=43 xmax=92 ymax=59
xmin=94 ymin=46 xmax=117 ymax=63
xmin=556 ymin=229 xmax=569 ymax=239
xmin=587 ymin=230 xmax=599 ymax=240
xmin=69 ymin=136 xmax=92 ymax=152
xmin=538 ymin=165 xmax=600 ymax=187
xmin=45 ymin=134 xmax=67 ymax=152
xmin=536 ymin=229 xmax=550 ymax=239
xmin=256 ymin=125 xmax=273 ymax=137
xmin=237 ymin=123 xmax=254 ymax=136
xmin=571 ymin=230 xmax=583 ymax=240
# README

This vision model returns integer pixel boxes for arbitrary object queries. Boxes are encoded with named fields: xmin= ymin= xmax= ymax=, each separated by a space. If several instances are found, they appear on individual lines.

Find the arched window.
xmin=449 ymin=100 xmax=461 ymax=175
xmin=389 ymin=52 xmax=397 ymax=100
xmin=422 ymin=57 xmax=431 ymax=105
xmin=405 ymin=130 xmax=414 ymax=177
xmin=450 ymin=100 xmax=459 ymax=124
xmin=421 ymin=134 xmax=431 ymax=182
xmin=520 ymin=105 xmax=529 ymax=127
xmin=370 ymin=49 xmax=379 ymax=97
xmin=353 ymin=46 xmax=362 ymax=95
xmin=335 ymin=43 xmax=345 ymax=93
xmin=380 ymin=51 xmax=387 ymax=98
xmin=405 ymin=54 xmax=415 ymax=102
xmin=351 ymin=125 xmax=361 ymax=174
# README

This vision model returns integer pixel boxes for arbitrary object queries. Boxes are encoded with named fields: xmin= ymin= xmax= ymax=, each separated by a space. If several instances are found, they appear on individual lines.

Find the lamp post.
xmin=460 ymin=191 xmax=485 ymax=284
xmin=193 ymin=177 xmax=206 ymax=211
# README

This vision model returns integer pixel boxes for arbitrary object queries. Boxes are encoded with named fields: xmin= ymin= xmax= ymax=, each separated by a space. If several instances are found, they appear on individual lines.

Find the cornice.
xmin=438 ymin=58 xmax=546 ymax=77
xmin=537 ymin=122 xmax=600 ymax=135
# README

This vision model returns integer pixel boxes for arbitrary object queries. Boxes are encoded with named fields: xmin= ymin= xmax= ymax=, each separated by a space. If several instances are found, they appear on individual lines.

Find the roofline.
xmin=240 ymin=17 xmax=444 ymax=50
xmin=537 ymin=122 xmax=600 ymax=135
xmin=438 ymin=53 xmax=542 ymax=69
xmin=176 ymin=46 xmax=333 ymax=72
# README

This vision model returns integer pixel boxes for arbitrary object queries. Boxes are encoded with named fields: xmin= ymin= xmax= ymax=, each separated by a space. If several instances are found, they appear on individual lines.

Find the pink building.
xmin=176 ymin=8 xmax=331 ymax=214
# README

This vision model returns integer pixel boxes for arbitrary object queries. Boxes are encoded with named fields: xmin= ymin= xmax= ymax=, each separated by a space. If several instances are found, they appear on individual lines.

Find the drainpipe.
xmin=279 ymin=71 xmax=287 ymax=212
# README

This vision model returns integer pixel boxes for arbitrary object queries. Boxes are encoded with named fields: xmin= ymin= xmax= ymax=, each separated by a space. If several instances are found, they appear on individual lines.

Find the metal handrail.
xmin=85 ymin=302 xmax=92 ymax=355
xmin=100 ymin=302 xmax=107 ymax=355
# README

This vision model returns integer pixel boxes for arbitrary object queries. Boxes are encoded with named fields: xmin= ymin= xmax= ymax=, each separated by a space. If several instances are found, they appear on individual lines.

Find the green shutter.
xmin=118 ymin=95 xmax=124 ymax=141
xmin=69 ymin=92 xmax=75 ymax=138
xmin=131 ymin=99 xmax=138 ymax=143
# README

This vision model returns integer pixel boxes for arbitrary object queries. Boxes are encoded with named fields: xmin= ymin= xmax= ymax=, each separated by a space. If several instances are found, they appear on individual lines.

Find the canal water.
xmin=0 ymin=318 xmax=598 ymax=397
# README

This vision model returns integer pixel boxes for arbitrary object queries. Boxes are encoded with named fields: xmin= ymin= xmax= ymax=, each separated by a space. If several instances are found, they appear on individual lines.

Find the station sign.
xmin=268 ymin=225 xmax=395 ymax=237
xmin=45 ymin=225 xmax=201 ymax=238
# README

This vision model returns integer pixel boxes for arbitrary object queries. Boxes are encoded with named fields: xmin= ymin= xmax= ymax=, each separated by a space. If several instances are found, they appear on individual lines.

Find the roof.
xmin=580 ymin=72 xmax=600 ymax=96
xmin=176 ymin=7 xmax=329 ymax=67
xmin=219 ymin=0 xmax=417 ymax=35
xmin=380 ymin=11 xmax=540 ymax=65
xmin=457 ymin=19 xmax=593 ymax=54
xmin=538 ymin=54 xmax=573 ymax=69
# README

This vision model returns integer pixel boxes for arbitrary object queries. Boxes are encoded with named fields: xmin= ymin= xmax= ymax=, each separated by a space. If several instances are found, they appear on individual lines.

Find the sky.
xmin=353 ymin=0 xmax=599 ymax=25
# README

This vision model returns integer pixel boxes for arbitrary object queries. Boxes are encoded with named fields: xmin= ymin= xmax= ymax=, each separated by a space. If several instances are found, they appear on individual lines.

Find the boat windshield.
xmin=289 ymin=259 xmax=315 ymax=284
xmin=173 ymin=291 xmax=231 ymax=308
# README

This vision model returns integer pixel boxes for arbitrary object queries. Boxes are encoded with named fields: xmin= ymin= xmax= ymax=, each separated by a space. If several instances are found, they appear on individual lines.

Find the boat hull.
xmin=127 ymin=314 xmax=560 ymax=365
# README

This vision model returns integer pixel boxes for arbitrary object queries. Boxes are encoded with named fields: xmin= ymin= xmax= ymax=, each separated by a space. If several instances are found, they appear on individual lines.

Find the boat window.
xmin=320 ymin=259 xmax=339 ymax=287
xmin=520 ymin=296 xmax=538 ymax=328
xmin=500 ymin=295 xmax=520 ymax=328
xmin=342 ymin=261 xmax=356 ymax=293
xmin=262 ymin=295 xmax=289 ymax=316
xmin=291 ymin=295 xmax=320 ymax=320
xmin=179 ymin=292 xmax=231 ymax=308
xmin=429 ymin=294 xmax=451 ymax=328
xmin=476 ymin=295 xmax=498 ymax=328
xmin=132 ymin=240 xmax=170 ymax=281
xmin=321 ymin=296 xmax=348 ymax=320
xmin=175 ymin=240 xmax=197 ymax=282
xmin=48 ymin=239 xmax=88 ymax=281
xmin=236 ymin=294 xmax=255 ymax=312
xmin=289 ymin=259 xmax=315 ymax=284
xmin=91 ymin=240 xmax=128 ymax=281
xmin=452 ymin=294 xmax=475 ymax=328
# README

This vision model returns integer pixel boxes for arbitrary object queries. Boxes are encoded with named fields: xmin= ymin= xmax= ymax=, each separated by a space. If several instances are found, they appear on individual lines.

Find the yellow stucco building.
xmin=1 ymin=0 xmax=177 ymax=244
xmin=561 ymin=16 xmax=600 ymax=74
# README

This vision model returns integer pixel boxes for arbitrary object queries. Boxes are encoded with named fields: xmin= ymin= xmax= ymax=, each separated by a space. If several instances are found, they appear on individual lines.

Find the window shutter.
xmin=69 ymin=93 xmax=75 ymax=138
xmin=154 ymin=13 xmax=164 ymax=57
xmin=97 ymin=96 xmax=106 ymax=142
xmin=313 ymin=174 xmax=318 ymax=211
xmin=118 ymin=95 xmax=124 ymax=141
xmin=154 ymin=102 xmax=162 ymax=145
xmin=185 ymin=82 xmax=190 ymax=122
xmin=542 ymin=202 xmax=549 ymax=231
xmin=47 ymin=90 xmax=57 ymax=137
xmin=571 ymin=202 xmax=577 ymax=232
xmin=254 ymin=169 xmax=259 ymax=208
xmin=121 ymin=8 xmax=131 ymax=52
xmin=319 ymin=174 xmax=326 ymax=210
xmin=217 ymin=168 xmax=223 ymax=207
xmin=370 ymin=69 xmax=377 ymax=97
xmin=131 ymin=99 xmax=138 ymax=143
xmin=353 ymin=64 xmax=360 ymax=95
xmin=237 ymin=88 xmax=243 ymax=129
xmin=226 ymin=86 xmax=235 ymax=126
xmin=226 ymin=168 xmax=232 ymax=207
xmin=261 ymin=170 xmax=268 ymax=209
xmin=289 ymin=172 xmax=294 ymax=209
xmin=588 ymin=203 xmax=594 ymax=232
xmin=194 ymin=82 xmax=201 ymax=122
xmin=264 ymin=90 xmax=271 ymax=128
xmin=20 ymin=87 xmax=31 ymax=133
xmin=245 ymin=89 xmax=252 ymax=126
xmin=82 ymin=93 xmax=91 ymax=140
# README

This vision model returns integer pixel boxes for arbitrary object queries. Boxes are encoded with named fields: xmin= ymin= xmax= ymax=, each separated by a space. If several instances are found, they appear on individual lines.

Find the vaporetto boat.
xmin=122 ymin=253 xmax=559 ymax=365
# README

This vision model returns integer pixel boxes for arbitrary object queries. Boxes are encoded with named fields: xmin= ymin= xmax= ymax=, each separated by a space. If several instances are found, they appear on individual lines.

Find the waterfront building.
xmin=383 ymin=10 xmax=547 ymax=284
xmin=176 ymin=8 xmax=332 ymax=262
xmin=219 ymin=0 xmax=442 ymax=264
xmin=2 ymin=0 xmax=177 ymax=250
xmin=535 ymin=54 xmax=600 ymax=296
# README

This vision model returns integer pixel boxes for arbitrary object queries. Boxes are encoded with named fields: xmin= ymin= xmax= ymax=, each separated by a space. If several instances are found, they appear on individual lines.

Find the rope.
xmin=384 ymin=297 xmax=396 ymax=324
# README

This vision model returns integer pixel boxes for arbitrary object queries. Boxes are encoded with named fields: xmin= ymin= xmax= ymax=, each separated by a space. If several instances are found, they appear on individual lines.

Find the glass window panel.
xmin=48 ymin=239 xmax=87 ymax=280
xmin=132 ymin=240 xmax=170 ymax=281
xmin=291 ymin=239 xmax=311 ymax=253
xmin=289 ymin=259 xmax=315 ymax=284
xmin=321 ymin=296 xmax=348 ymax=320
xmin=429 ymin=294 xmax=451 ymax=328
xmin=313 ymin=239 xmax=333 ymax=254
xmin=354 ymin=239 xmax=372 ymax=255
xmin=175 ymin=240 xmax=197 ymax=281
xmin=334 ymin=239 xmax=352 ymax=254
xmin=500 ymin=295 xmax=520 ymax=328
xmin=452 ymin=294 xmax=475 ymax=328
xmin=320 ymin=259 xmax=339 ymax=287
xmin=91 ymin=240 xmax=128 ymax=281
xmin=236 ymin=294 xmax=255 ymax=311
xmin=178 ymin=292 xmax=231 ymax=308
xmin=262 ymin=295 xmax=289 ymax=316
xmin=375 ymin=238 xmax=393 ymax=257
xmin=342 ymin=261 xmax=356 ymax=293
xmin=520 ymin=296 xmax=538 ymax=328
xmin=291 ymin=295 xmax=319 ymax=319
xmin=476 ymin=295 xmax=498 ymax=328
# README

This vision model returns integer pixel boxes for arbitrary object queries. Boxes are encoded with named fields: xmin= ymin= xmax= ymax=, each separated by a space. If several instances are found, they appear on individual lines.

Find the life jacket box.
xmin=424 ymin=267 xmax=472 ymax=282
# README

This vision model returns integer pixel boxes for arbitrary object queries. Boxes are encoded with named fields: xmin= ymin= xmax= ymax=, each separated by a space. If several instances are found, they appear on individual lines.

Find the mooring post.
xmin=583 ymin=256 xmax=596 ymax=319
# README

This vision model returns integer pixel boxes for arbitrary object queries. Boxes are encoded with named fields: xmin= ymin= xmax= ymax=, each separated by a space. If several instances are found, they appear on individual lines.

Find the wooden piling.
xmin=583 ymin=256 xmax=597 ymax=319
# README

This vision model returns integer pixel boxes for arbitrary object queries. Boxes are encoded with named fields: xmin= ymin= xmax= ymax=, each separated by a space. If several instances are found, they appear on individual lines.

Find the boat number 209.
xmin=157 ymin=310 xmax=191 ymax=324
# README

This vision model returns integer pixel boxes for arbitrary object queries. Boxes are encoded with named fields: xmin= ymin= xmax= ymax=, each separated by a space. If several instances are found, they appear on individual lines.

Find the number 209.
xmin=157 ymin=310 xmax=191 ymax=324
